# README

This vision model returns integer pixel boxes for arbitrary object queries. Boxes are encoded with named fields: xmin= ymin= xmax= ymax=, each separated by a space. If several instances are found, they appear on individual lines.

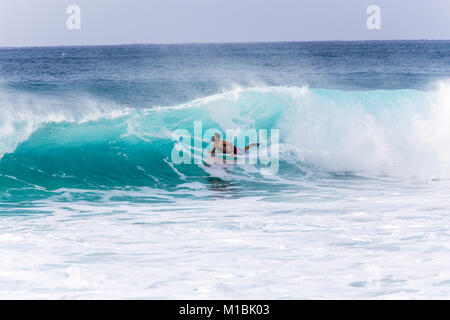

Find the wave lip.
xmin=0 ymin=89 xmax=131 ymax=159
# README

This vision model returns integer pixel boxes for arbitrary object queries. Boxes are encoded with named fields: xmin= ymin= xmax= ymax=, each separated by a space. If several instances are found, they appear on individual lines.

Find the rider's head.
xmin=213 ymin=133 xmax=221 ymax=142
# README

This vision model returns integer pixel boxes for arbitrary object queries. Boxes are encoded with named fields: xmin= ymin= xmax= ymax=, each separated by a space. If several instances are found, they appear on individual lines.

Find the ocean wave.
xmin=1 ymin=82 xmax=450 ymax=192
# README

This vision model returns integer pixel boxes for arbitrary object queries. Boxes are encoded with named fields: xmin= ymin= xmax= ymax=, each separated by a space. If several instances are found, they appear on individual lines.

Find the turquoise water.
xmin=1 ymin=41 xmax=450 ymax=298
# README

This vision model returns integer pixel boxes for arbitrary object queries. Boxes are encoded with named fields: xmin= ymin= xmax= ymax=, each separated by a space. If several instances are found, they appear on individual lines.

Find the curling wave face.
xmin=1 ymin=82 xmax=450 ymax=200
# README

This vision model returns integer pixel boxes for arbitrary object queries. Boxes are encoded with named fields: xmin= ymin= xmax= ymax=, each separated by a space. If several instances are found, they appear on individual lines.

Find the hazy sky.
xmin=0 ymin=0 xmax=449 ymax=47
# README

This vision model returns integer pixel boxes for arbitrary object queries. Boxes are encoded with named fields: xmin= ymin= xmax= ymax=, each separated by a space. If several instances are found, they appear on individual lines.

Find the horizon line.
xmin=1 ymin=38 xmax=449 ymax=50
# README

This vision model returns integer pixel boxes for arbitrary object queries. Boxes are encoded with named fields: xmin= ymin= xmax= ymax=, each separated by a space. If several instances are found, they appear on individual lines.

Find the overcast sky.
xmin=0 ymin=0 xmax=449 ymax=47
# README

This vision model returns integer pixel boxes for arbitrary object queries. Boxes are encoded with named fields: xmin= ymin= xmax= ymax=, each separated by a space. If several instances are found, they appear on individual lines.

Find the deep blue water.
xmin=1 ymin=41 xmax=449 ymax=107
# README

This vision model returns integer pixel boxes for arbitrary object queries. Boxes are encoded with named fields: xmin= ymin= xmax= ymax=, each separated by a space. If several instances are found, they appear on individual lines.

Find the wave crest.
xmin=1 ymin=83 xmax=450 ymax=192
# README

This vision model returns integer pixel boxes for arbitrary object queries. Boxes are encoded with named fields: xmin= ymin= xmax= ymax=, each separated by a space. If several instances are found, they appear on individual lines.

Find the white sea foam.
xmin=278 ymin=82 xmax=450 ymax=179
xmin=1 ymin=178 xmax=450 ymax=299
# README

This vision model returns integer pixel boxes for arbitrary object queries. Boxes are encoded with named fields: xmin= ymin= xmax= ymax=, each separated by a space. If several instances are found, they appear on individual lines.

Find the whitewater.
xmin=1 ymin=41 xmax=450 ymax=299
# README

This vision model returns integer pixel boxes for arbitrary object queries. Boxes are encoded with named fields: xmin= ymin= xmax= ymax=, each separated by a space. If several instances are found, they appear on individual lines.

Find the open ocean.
xmin=1 ymin=41 xmax=450 ymax=298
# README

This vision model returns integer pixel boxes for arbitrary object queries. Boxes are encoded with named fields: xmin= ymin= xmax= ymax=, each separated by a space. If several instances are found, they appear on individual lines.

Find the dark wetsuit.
xmin=211 ymin=141 xmax=238 ymax=156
